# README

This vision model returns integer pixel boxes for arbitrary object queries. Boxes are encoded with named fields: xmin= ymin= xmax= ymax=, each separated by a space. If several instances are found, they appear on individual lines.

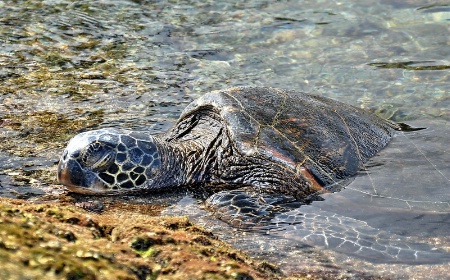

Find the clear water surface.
xmin=0 ymin=0 xmax=449 ymax=278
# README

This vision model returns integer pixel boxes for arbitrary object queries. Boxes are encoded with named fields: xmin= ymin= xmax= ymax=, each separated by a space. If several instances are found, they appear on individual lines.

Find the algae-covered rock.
xmin=0 ymin=197 xmax=283 ymax=280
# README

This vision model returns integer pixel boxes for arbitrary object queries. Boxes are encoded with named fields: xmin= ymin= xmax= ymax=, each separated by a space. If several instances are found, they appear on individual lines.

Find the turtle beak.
xmin=57 ymin=160 xmax=72 ymax=186
xmin=57 ymin=154 xmax=108 ymax=193
xmin=57 ymin=155 xmax=84 ymax=187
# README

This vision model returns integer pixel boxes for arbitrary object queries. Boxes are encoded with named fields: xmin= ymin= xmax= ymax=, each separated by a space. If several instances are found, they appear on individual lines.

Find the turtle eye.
xmin=81 ymin=142 xmax=116 ymax=172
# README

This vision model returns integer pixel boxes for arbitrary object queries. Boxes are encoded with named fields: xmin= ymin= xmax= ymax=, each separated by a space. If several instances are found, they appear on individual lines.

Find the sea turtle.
xmin=58 ymin=86 xmax=399 ymax=220
xmin=58 ymin=87 xmax=450 ymax=263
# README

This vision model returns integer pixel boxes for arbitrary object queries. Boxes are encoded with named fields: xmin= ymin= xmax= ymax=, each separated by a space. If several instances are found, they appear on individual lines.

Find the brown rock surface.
xmin=0 ymin=196 xmax=285 ymax=280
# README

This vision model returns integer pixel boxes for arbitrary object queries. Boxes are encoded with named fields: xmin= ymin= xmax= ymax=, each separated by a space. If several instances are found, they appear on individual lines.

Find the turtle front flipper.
xmin=260 ymin=206 xmax=450 ymax=264
xmin=205 ymin=188 xmax=305 ymax=227
xmin=207 ymin=190 xmax=450 ymax=264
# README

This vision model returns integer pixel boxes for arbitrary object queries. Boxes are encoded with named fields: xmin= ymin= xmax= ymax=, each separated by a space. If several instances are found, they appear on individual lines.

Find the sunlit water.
xmin=1 ymin=0 xmax=449 ymax=278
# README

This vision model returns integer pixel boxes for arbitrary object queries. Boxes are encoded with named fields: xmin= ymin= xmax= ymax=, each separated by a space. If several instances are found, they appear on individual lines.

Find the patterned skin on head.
xmin=58 ymin=129 xmax=161 ymax=192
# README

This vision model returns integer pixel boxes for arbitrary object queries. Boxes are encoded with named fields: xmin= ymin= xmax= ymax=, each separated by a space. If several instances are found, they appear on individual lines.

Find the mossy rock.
xmin=0 ymin=197 xmax=288 ymax=280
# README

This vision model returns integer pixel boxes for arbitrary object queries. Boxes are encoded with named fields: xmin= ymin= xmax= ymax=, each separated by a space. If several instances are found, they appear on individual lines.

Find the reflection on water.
xmin=0 ymin=0 xmax=449 ymax=278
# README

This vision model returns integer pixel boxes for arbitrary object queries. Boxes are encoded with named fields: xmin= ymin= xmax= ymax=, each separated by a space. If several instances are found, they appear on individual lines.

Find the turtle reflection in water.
xmin=57 ymin=87 xmax=448 ymax=263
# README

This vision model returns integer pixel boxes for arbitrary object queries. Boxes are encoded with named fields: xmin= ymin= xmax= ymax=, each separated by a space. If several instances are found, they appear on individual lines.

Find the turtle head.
xmin=58 ymin=129 xmax=161 ymax=193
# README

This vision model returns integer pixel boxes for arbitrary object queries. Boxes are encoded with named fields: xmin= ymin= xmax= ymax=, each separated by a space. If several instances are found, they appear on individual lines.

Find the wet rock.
xmin=0 ymin=197 xmax=283 ymax=280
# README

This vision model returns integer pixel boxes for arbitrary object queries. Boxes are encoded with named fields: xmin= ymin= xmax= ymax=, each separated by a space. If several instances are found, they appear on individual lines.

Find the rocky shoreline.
xmin=0 ymin=196 xmax=286 ymax=280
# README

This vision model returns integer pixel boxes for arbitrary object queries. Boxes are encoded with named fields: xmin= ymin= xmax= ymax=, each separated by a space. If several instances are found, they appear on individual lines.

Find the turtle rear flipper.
xmin=205 ymin=189 xmax=305 ymax=227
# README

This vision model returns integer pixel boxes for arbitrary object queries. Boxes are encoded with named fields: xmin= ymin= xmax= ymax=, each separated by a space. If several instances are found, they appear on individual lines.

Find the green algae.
xmin=0 ymin=197 xmax=286 ymax=280
xmin=0 ymin=109 xmax=104 ymax=159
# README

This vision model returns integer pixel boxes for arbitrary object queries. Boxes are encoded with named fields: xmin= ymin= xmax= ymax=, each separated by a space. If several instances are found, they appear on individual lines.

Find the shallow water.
xmin=0 ymin=0 xmax=449 ymax=278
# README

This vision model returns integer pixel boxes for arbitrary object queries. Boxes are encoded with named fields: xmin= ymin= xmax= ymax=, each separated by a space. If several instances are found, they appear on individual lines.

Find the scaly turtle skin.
xmin=58 ymin=86 xmax=397 ymax=205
